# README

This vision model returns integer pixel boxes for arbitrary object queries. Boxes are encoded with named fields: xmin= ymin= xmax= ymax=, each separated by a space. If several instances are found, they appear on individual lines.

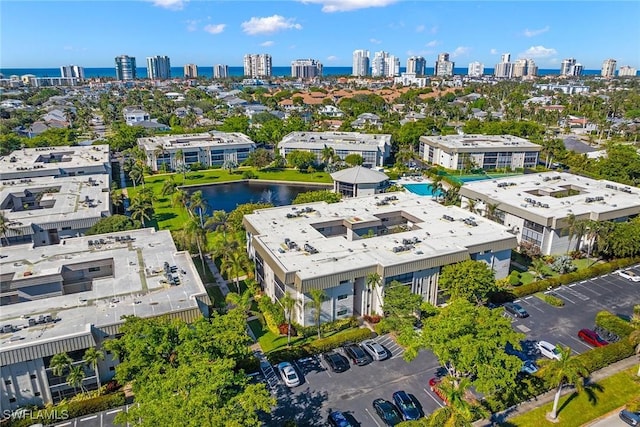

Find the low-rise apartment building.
xmin=279 ymin=131 xmax=391 ymax=168
xmin=0 ymin=228 xmax=211 ymax=411
xmin=459 ymin=172 xmax=640 ymax=255
xmin=243 ymin=192 xmax=517 ymax=327
xmin=419 ymin=134 xmax=541 ymax=171
xmin=137 ymin=132 xmax=256 ymax=172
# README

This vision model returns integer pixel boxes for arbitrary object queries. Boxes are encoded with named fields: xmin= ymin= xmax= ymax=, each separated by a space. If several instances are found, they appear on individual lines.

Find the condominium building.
xmin=434 ymin=53 xmax=454 ymax=77
xmin=214 ymin=64 xmax=229 ymax=79
xmin=494 ymin=53 xmax=512 ymax=78
xmin=184 ymin=64 xmax=198 ymax=79
xmin=601 ymin=59 xmax=617 ymax=78
xmin=146 ymin=55 xmax=171 ymax=80
xmin=467 ymin=61 xmax=484 ymax=77
xmin=0 ymin=228 xmax=211 ymax=410
xmin=352 ymin=50 xmax=370 ymax=77
xmin=137 ymin=132 xmax=256 ymax=171
xmin=114 ymin=55 xmax=137 ymax=81
xmin=618 ymin=65 xmax=638 ymax=77
xmin=419 ymin=134 xmax=541 ymax=171
xmin=371 ymin=51 xmax=400 ymax=77
xmin=407 ymin=56 xmax=426 ymax=76
xmin=393 ymin=73 xmax=429 ymax=88
xmin=243 ymin=54 xmax=272 ymax=78
xmin=459 ymin=172 xmax=640 ymax=255
xmin=512 ymin=58 xmax=538 ymax=78
xmin=291 ymin=59 xmax=323 ymax=79
xmin=278 ymin=131 xmax=391 ymax=168
xmin=243 ymin=192 xmax=516 ymax=326
xmin=560 ymin=58 xmax=583 ymax=76
xmin=60 ymin=65 xmax=84 ymax=80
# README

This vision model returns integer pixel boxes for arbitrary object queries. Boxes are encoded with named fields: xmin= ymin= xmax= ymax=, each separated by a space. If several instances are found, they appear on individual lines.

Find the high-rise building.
xmin=511 ymin=58 xmax=538 ymax=78
xmin=115 ymin=55 xmax=137 ymax=81
xmin=352 ymin=50 xmax=370 ymax=77
xmin=618 ymin=66 xmax=638 ymax=77
xmin=291 ymin=59 xmax=323 ymax=79
xmin=146 ymin=55 xmax=171 ymax=80
xmin=601 ymin=59 xmax=617 ymax=78
xmin=214 ymin=64 xmax=229 ymax=79
xmin=494 ymin=53 xmax=512 ymax=78
xmin=434 ymin=53 xmax=454 ymax=77
xmin=407 ymin=56 xmax=426 ymax=76
xmin=467 ymin=61 xmax=484 ymax=77
xmin=243 ymin=54 xmax=272 ymax=78
xmin=184 ymin=64 xmax=198 ymax=79
xmin=371 ymin=51 xmax=400 ymax=77
xmin=560 ymin=58 xmax=583 ymax=76
xmin=60 ymin=65 xmax=84 ymax=80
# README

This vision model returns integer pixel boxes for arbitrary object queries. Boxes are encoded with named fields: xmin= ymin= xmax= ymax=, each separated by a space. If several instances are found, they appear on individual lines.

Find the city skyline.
xmin=1 ymin=1 xmax=639 ymax=70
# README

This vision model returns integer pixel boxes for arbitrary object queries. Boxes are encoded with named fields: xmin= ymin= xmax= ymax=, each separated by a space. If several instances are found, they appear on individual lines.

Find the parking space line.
xmin=106 ymin=409 xmax=122 ymax=415
xmin=549 ymin=290 xmax=575 ymax=304
xmin=80 ymin=415 xmax=98 ymax=421
xmin=294 ymin=360 xmax=308 ymax=384
xmin=55 ymin=423 xmax=71 ymax=427
xmin=557 ymin=340 xmax=581 ymax=355
xmin=318 ymin=358 xmax=332 ymax=378
xmin=568 ymin=335 xmax=592 ymax=351
xmin=423 ymin=388 xmax=445 ymax=408
xmin=524 ymin=296 xmax=533 ymax=300
xmin=364 ymin=408 xmax=383 ymax=427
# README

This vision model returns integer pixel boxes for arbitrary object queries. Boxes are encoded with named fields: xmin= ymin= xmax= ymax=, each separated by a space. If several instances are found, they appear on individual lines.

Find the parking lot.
xmin=266 ymin=266 xmax=640 ymax=426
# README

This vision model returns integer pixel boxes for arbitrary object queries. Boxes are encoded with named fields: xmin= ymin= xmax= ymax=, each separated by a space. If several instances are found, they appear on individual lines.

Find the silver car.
xmin=360 ymin=339 xmax=388 ymax=361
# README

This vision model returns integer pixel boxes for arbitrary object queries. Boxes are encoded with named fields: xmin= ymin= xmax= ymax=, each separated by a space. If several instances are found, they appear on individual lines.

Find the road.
xmin=586 ymin=409 xmax=630 ymax=427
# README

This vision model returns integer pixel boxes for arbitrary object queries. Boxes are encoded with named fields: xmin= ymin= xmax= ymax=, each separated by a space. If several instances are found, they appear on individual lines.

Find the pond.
xmin=187 ymin=181 xmax=331 ymax=213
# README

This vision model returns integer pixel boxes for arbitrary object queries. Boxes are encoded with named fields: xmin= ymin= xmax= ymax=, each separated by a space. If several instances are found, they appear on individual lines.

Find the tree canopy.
xmin=227 ymin=202 xmax=273 ymax=231
xmin=292 ymin=190 xmax=341 ymax=205
xmin=286 ymin=150 xmax=317 ymax=171
xmin=85 ymin=215 xmax=142 ymax=235
xmin=438 ymin=260 xmax=498 ymax=305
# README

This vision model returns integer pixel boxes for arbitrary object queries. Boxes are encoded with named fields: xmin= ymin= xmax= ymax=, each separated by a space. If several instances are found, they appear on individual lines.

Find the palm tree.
xmin=110 ymin=190 xmax=125 ymax=214
xmin=427 ymin=178 xmax=444 ymax=202
xmin=128 ymin=196 xmax=153 ymax=227
xmin=530 ymin=258 xmax=547 ymax=280
xmin=205 ymin=210 xmax=229 ymax=237
xmin=566 ymin=214 xmax=588 ymax=254
xmin=50 ymin=352 xmax=73 ymax=378
xmin=0 ymin=211 xmax=21 ymax=246
xmin=174 ymin=149 xmax=186 ymax=178
xmin=484 ymin=202 xmax=501 ymax=223
xmin=83 ymin=347 xmax=104 ymax=389
xmin=172 ymin=188 xmax=190 ymax=214
xmin=463 ymin=198 xmax=479 ymax=213
xmin=428 ymin=376 xmax=487 ymax=427
xmin=280 ymin=292 xmax=296 ymax=346
xmin=220 ymin=250 xmax=247 ymax=293
xmin=179 ymin=218 xmax=208 ymax=271
xmin=161 ymin=176 xmax=177 ymax=196
xmin=189 ymin=190 xmax=208 ymax=227
xmin=225 ymin=281 xmax=257 ymax=313
xmin=366 ymin=272 xmax=383 ymax=315
xmin=321 ymin=145 xmax=336 ymax=165
xmin=306 ymin=289 xmax=327 ymax=339
xmin=153 ymin=143 xmax=168 ymax=169
xmin=538 ymin=345 xmax=588 ymax=420
xmin=66 ymin=364 xmax=86 ymax=394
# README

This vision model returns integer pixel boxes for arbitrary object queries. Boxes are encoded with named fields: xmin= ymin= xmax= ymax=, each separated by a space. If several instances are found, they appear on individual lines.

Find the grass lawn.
xmin=257 ymin=323 xmax=363 ymax=354
xmin=193 ymin=255 xmax=216 ymax=283
xmin=509 ymin=367 xmax=640 ymax=427
xmin=205 ymin=284 xmax=225 ymax=306
xmin=512 ymin=257 xmax=601 ymax=287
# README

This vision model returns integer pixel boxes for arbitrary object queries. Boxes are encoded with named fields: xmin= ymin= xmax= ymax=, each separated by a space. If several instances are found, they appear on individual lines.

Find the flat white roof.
xmin=280 ymin=131 xmax=391 ymax=151
xmin=0 ymin=228 xmax=209 ymax=352
xmin=459 ymin=172 xmax=640 ymax=226
xmin=420 ymin=134 xmax=541 ymax=151
xmin=0 ymin=174 xmax=110 ymax=236
xmin=0 ymin=145 xmax=110 ymax=179
xmin=244 ymin=192 xmax=516 ymax=281
xmin=137 ymin=131 xmax=255 ymax=151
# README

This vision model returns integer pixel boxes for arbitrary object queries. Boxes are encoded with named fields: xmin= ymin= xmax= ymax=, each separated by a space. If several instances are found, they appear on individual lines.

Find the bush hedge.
xmin=267 ymin=328 xmax=372 ymax=364
xmin=595 ymin=311 xmax=636 ymax=338
xmin=512 ymin=257 xmax=640 ymax=297
xmin=540 ymin=293 xmax=564 ymax=307
xmin=297 ymin=317 xmax=358 ymax=338
xmin=574 ymin=339 xmax=636 ymax=372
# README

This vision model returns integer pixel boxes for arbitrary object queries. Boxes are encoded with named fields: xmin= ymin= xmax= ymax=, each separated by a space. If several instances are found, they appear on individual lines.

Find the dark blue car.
xmin=392 ymin=391 xmax=421 ymax=421
xmin=327 ymin=411 xmax=355 ymax=427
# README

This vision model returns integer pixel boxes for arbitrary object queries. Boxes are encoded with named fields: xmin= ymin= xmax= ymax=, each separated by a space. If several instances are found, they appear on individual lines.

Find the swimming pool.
xmin=403 ymin=173 xmax=522 ymax=196
xmin=403 ymin=183 xmax=439 ymax=197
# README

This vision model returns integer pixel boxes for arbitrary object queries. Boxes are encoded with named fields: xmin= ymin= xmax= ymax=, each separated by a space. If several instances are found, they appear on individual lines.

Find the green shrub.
xmin=595 ymin=311 xmax=636 ymax=337
xmin=541 ymin=293 xmax=565 ymax=307
xmin=298 ymin=317 xmax=359 ymax=338
xmin=262 ymin=310 xmax=281 ymax=335
xmin=242 ymin=170 xmax=257 ymax=179
xmin=67 ymin=392 xmax=126 ymax=419
xmin=236 ymin=355 xmax=260 ymax=374
xmin=374 ymin=319 xmax=394 ymax=336
xmin=508 ymin=271 xmax=522 ymax=286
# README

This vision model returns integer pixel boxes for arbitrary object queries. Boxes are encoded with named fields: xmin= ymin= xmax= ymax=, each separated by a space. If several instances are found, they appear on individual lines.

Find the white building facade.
xmin=243 ymin=54 xmax=272 ymax=78
xmin=467 ymin=61 xmax=484 ymax=77
xmin=352 ymin=50 xmax=370 ymax=77
xmin=291 ymin=59 xmax=323 ymax=79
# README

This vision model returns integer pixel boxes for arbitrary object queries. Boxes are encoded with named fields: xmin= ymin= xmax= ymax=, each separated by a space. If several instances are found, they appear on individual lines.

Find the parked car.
xmin=323 ymin=351 xmax=350 ymax=373
xmin=343 ymin=343 xmax=371 ymax=366
xmin=521 ymin=360 xmax=539 ymax=375
xmin=620 ymin=410 xmax=640 ymax=426
xmin=536 ymin=340 xmax=562 ymax=360
xmin=361 ymin=339 xmax=388 ymax=361
xmin=372 ymin=398 xmax=403 ymax=426
xmin=503 ymin=302 xmax=529 ymax=318
xmin=276 ymin=362 xmax=300 ymax=387
xmin=616 ymin=269 xmax=640 ymax=282
xmin=578 ymin=328 xmax=609 ymax=347
xmin=392 ymin=391 xmax=421 ymax=421
xmin=428 ymin=377 xmax=447 ymax=403
xmin=327 ymin=411 xmax=355 ymax=427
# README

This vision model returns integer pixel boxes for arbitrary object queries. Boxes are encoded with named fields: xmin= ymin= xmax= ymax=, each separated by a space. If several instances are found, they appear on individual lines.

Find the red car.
xmin=428 ymin=377 xmax=448 ymax=404
xmin=578 ymin=329 xmax=608 ymax=347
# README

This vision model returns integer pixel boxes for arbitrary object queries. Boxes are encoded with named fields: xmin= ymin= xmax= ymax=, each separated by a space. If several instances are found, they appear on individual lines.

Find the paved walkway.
xmin=475 ymin=356 xmax=639 ymax=426
xmin=204 ymin=255 xmax=231 ymax=296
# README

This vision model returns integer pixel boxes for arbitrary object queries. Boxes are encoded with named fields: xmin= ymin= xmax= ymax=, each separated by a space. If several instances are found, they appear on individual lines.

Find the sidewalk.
xmin=204 ymin=255 xmax=231 ymax=296
xmin=475 ymin=356 xmax=639 ymax=426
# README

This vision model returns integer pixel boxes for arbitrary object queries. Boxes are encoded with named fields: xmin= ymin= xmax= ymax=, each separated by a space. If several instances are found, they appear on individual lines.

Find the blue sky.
xmin=2 ymin=0 xmax=639 ymax=69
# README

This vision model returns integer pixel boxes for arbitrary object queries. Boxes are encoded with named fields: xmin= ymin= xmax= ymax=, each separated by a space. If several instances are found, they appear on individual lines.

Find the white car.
xmin=536 ymin=340 xmax=562 ymax=361
xmin=616 ymin=269 xmax=640 ymax=282
xmin=361 ymin=339 xmax=388 ymax=361
xmin=277 ymin=362 xmax=301 ymax=387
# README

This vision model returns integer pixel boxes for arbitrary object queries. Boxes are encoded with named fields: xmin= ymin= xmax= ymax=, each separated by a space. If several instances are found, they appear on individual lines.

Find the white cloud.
xmin=523 ymin=25 xmax=550 ymax=37
xmin=326 ymin=55 xmax=339 ymax=62
xmin=415 ymin=25 xmax=425 ymax=33
xmin=203 ymin=24 xmax=226 ymax=34
xmin=429 ymin=25 xmax=438 ymax=34
xmin=241 ymin=15 xmax=302 ymax=35
xmin=299 ymin=0 xmax=397 ymax=12
xmin=519 ymin=45 xmax=557 ymax=58
xmin=426 ymin=40 xmax=438 ymax=47
xmin=148 ymin=0 xmax=187 ymax=11
xmin=451 ymin=46 xmax=471 ymax=58
xmin=260 ymin=40 xmax=274 ymax=47
xmin=490 ymin=48 xmax=498 ymax=55
xmin=185 ymin=19 xmax=199 ymax=32
xmin=370 ymin=38 xmax=382 ymax=44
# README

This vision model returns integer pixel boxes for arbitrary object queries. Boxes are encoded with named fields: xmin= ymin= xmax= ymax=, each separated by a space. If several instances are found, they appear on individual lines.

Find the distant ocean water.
xmin=0 ymin=66 xmax=603 ymax=79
